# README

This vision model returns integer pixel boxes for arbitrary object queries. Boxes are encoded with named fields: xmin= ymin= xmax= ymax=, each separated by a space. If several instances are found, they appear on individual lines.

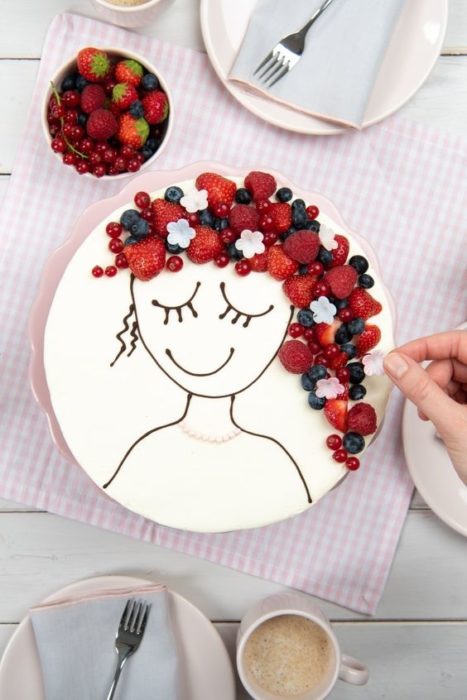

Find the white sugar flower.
xmin=319 ymin=223 xmax=338 ymax=251
xmin=315 ymin=377 xmax=345 ymax=400
xmin=310 ymin=296 xmax=337 ymax=325
xmin=234 ymin=230 xmax=265 ymax=259
xmin=180 ymin=188 xmax=209 ymax=213
xmin=362 ymin=349 xmax=386 ymax=376
xmin=167 ymin=219 xmax=196 ymax=249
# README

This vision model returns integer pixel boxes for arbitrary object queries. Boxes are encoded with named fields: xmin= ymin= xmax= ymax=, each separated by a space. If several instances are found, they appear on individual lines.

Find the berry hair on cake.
xmin=91 ymin=171 xmax=386 ymax=499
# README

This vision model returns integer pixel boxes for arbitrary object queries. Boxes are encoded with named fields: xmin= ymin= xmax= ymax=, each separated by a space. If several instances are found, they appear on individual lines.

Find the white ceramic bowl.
xmin=41 ymin=47 xmax=173 ymax=181
xmin=90 ymin=0 xmax=166 ymax=29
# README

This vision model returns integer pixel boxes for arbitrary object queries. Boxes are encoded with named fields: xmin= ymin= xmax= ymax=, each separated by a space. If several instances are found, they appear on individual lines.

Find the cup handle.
xmin=338 ymin=654 xmax=369 ymax=686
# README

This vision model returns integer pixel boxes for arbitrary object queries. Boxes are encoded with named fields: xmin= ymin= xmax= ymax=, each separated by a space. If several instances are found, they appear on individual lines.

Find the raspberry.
xmin=278 ymin=340 xmax=313 ymax=374
xmin=283 ymin=231 xmax=320 ymax=264
xmin=228 ymin=204 xmax=259 ymax=234
xmin=347 ymin=403 xmax=377 ymax=436
xmin=244 ymin=171 xmax=276 ymax=201
xmin=86 ymin=109 xmax=117 ymax=140
xmin=324 ymin=265 xmax=358 ymax=299
xmin=80 ymin=84 xmax=106 ymax=114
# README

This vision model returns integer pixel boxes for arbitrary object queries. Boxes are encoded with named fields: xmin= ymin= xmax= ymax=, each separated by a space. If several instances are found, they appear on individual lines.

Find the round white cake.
xmin=44 ymin=170 xmax=394 ymax=532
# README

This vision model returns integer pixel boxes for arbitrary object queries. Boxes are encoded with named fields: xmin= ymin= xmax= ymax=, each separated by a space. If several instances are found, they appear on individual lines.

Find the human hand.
xmin=383 ymin=330 xmax=467 ymax=485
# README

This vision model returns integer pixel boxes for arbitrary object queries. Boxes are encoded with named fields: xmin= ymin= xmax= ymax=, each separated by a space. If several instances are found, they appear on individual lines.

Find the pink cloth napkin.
xmin=1 ymin=13 xmax=466 ymax=615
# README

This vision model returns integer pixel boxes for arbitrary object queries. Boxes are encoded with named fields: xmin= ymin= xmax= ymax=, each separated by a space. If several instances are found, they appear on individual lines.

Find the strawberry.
xmin=347 ymin=403 xmax=377 ymax=436
xmin=329 ymin=234 xmax=349 ymax=267
xmin=115 ymin=59 xmax=144 ymax=87
xmin=124 ymin=236 xmax=166 ymax=281
xmin=244 ymin=171 xmax=276 ymax=201
xmin=267 ymin=246 xmax=299 ymax=281
xmin=151 ymin=199 xmax=187 ymax=238
xmin=80 ymin=84 xmax=106 ymax=114
xmin=283 ymin=231 xmax=320 ymax=264
xmin=249 ymin=251 xmax=268 ymax=272
xmin=348 ymin=288 xmax=382 ymax=320
xmin=187 ymin=226 xmax=223 ymax=264
xmin=228 ymin=204 xmax=259 ymax=234
xmin=268 ymin=202 xmax=292 ymax=233
xmin=356 ymin=325 xmax=381 ymax=356
xmin=315 ymin=319 xmax=341 ymax=347
xmin=86 ymin=109 xmax=117 ymax=140
xmin=283 ymin=274 xmax=317 ymax=308
xmin=330 ymin=351 xmax=349 ymax=370
xmin=117 ymin=113 xmax=149 ymax=149
xmin=324 ymin=399 xmax=348 ymax=432
xmin=142 ymin=91 xmax=169 ymax=125
xmin=324 ymin=265 xmax=358 ymax=299
xmin=77 ymin=47 xmax=111 ymax=83
xmin=195 ymin=173 xmax=236 ymax=209
xmin=278 ymin=340 xmax=313 ymax=374
xmin=112 ymin=82 xmax=138 ymax=110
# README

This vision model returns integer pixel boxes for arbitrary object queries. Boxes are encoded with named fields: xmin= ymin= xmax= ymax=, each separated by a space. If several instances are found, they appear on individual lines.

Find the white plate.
xmin=200 ymin=0 xmax=448 ymax=135
xmin=0 ymin=576 xmax=236 ymax=700
xmin=402 ymin=323 xmax=467 ymax=537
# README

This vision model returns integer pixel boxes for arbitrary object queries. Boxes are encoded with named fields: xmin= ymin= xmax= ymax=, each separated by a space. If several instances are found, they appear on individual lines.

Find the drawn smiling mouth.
xmin=165 ymin=347 xmax=235 ymax=377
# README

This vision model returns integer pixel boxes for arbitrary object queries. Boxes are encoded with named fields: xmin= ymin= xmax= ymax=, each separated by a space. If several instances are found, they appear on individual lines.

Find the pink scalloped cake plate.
xmin=29 ymin=162 xmax=396 ymax=532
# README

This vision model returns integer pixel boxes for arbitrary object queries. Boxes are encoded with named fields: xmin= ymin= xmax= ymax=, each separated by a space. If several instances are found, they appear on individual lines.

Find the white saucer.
xmin=402 ymin=323 xmax=467 ymax=537
xmin=200 ymin=0 xmax=448 ymax=135
xmin=0 ymin=576 xmax=236 ymax=700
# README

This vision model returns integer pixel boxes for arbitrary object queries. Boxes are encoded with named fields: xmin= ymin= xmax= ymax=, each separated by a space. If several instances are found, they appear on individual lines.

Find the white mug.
xmin=237 ymin=593 xmax=369 ymax=700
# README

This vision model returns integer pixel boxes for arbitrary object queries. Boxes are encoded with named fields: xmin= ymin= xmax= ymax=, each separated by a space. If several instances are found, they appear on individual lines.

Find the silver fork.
xmin=254 ymin=0 xmax=338 ymax=87
xmin=106 ymin=599 xmax=151 ymax=700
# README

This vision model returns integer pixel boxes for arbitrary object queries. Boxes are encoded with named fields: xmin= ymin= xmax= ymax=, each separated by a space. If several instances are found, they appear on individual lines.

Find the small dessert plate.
xmin=402 ymin=323 xmax=467 ymax=537
xmin=0 ymin=575 xmax=235 ymax=699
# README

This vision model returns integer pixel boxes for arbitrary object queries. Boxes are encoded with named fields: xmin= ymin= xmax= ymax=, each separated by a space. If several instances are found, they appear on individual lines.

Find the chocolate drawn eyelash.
xmin=218 ymin=282 xmax=274 ymax=328
xmin=152 ymin=282 xmax=201 ymax=324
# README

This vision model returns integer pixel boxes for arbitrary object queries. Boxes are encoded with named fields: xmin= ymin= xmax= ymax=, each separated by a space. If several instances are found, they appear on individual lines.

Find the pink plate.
xmin=200 ymin=0 xmax=448 ymax=135
xmin=0 ymin=575 xmax=235 ymax=699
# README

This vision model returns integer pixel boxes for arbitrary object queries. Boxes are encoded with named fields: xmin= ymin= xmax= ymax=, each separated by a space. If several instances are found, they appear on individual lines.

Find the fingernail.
xmin=384 ymin=352 xmax=409 ymax=379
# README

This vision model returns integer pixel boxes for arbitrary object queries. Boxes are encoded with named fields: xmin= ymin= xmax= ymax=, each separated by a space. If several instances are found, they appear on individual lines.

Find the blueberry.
xmin=165 ymin=186 xmax=184 ymax=203
xmin=124 ymin=236 xmax=138 ymax=246
xmin=343 ymin=431 xmax=365 ymax=454
xmin=317 ymin=247 xmax=333 ymax=267
xmin=301 ymin=374 xmax=315 ymax=391
xmin=287 ymin=226 xmax=297 ymax=235
xmin=297 ymin=263 xmax=309 ymax=274
xmin=199 ymin=208 xmax=215 ymax=226
xmin=342 ymin=343 xmax=357 ymax=359
xmin=120 ymin=209 xmax=141 ymax=230
xmin=141 ymin=146 xmax=154 ymax=161
xmin=129 ymin=100 xmax=145 ymax=118
xmin=359 ymin=274 xmax=374 ymax=289
xmin=228 ymin=242 xmax=243 ymax=260
xmin=349 ymin=255 xmax=369 ymax=275
xmin=141 ymin=72 xmax=159 ymax=91
xmin=331 ymin=298 xmax=348 ymax=310
xmin=304 ymin=220 xmax=320 ymax=232
xmin=297 ymin=309 xmax=315 ymax=327
xmin=308 ymin=364 xmax=327 ymax=382
xmin=335 ymin=325 xmax=352 ymax=345
xmin=349 ymin=384 xmax=366 ymax=400
xmin=308 ymin=391 xmax=326 ymax=410
xmin=75 ymin=75 xmax=89 ymax=91
xmin=77 ymin=113 xmax=87 ymax=126
xmin=166 ymin=241 xmax=183 ymax=254
xmin=235 ymin=188 xmax=252 ymax=204
xmin=348 ymin=362 xmax=365 ymax=384
xmin=292 ymin=209 xmax=308 ymax=228
xmin=347 ymin=317 xmax=365 ymax=335
xmin=214 ymin=217 xmax=229 ymax=231
xmin=146 ymin=137 xmax=158 ymax=153
xmin=130 ymin=219 xmax=149 ymax=238
xmin=61 ymin=73 xmax=77 ymax=91
xmin=292 ymin=198 xmax=306 ymax=209
xmin=276 ymin=187 xmax=292 ymax=202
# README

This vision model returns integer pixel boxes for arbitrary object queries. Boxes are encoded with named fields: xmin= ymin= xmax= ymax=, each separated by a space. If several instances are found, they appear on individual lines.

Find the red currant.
xmin=127 ymin=158 xmax=141 ymax=172
xmin=314 ymin=353 xmax=330 ymax=367
xmin=107 ymin=165 xmax=120 ymax=176
xmin=332 ymin=351 xmax=348 ymax=370
xmin=89 ymin=152 xmax=102 ymax=166
xmin=288 ymin=323 xmax=304 ymax=338
xmin=96 ymin=142 xmax=108 ymax=155
xmin=188 ymin=213 xmax=200 ymax=226
xmin=75 ymin=160 xmax=90 ymax=175
xmin=303 ymin=328 xmax=315 ymax=341
xmin=55 ymin=104 xmax=66 ymax=119
xmin=49 ymin=122 xmax=61 ymax=137
xmin=105 ymin=265 xmax=117 ymax=277
xmin=92 ymin=265 xmax=104 ymax=278
xmin=62 ymin=90 xmax=80 ymax=108
xmin=336 ymin=367 xmax=350 ymax=383
xmin=308 ymin=261 xmax=324 ymax=276
xmin=235 ymin=260 xmax=251 ymax=276
xmin=134 ymin=191 xmax=151 ymax=209
xmin=212 ymin=202 xmax=229 ymax=218
xmin=306 ymin=205 xmax=319 ymax=220
xmin=333 ymin=449 xmax=348 ymax=463
xmin=136 ymin=152 xmax=144 ymax=164
xmin=146 ymin=222 xmax=154 ymax=236
xmin=62 ymin=123 xmax=74 ymax=138
xmin=313 ymin=280 xmax=331 ymax=298
xmin=93 ymin=165 xmax=106 ymax=178
xmin=106 ymin=222 xmax=122 ymax=238
xmin=121 ymin=145 xmax=136 ymax=160
xmin=114 ymin=157 xmax=127 ymax=173
xmin=63 ymin=152 xmax=76 ymax=166
xmin=307 ymin=341 xmax=321 ymax=355
xmin=346 ymin=457 xmax=360 ymax=471
xmin=79 ymin=137 xmax=95 ymax=155
xmin=256 ymin=199 xmax=271 ymax=213
xmin=338 ymin=308 xmax=353 ymax=322
xmin=326 ymin=434 xmax=342 ymax=450
xmin=64 ymin=109 xmax=78 ymax=125
xmin=109 ymin=238 xmax=124 ymax=254
xmin=324 ymin=343 xmax=339 ymax=359
xmin=215 ymin=253 xmax=230 ymax=268
xmin=140 ymin=208 xmax=153 ymax=222
xmin=263 ymin=232 xmax=278 ymax=247
xmin=51 ymin=136 xmax=66 ymax=153
xmin=115 ymin=253 xmax=129 ymax=269
xmin=70 ymin=125 xmax=84 ymax=143
xmin=220 ymin=229 xmax=236 ymax=246
xmin=167 ymin=255 xmax=184 ymax=272
xmin=103 ymin=147 xmax=117 ymax=164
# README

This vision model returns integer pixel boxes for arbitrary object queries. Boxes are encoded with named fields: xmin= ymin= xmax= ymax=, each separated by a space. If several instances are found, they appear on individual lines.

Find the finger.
xmin=384 ymin=351 xmax=463 ymax=436
xmin=417 ymin=379 xmax=460 ymax=420
xmin=396 ymin=331 xmax=467 ymax=365
xmin=425 ymin=358 xmax=467 ymax=388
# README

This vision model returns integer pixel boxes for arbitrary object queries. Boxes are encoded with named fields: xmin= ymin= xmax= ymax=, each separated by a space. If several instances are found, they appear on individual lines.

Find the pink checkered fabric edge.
xmin=1 ymin=13 xmax=466 ymax=614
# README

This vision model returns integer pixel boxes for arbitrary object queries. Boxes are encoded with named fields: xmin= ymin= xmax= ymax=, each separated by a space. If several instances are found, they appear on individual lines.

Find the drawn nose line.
xmin=165 ymin=347 xmax=235 ymax=377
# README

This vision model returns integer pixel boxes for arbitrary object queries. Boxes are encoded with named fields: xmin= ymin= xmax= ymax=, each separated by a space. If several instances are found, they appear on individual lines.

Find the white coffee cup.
xmin=237 ymin=593 xmax=368 ymax=700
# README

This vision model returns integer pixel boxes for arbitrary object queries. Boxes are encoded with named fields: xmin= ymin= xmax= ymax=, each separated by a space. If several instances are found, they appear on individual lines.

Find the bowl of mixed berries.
xmin=42 ymin=46 xmax=172 ymax=179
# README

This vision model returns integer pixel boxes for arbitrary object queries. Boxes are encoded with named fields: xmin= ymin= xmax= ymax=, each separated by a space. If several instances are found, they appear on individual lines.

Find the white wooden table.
xmin=1 ymin=2 xmax=467 ymax=697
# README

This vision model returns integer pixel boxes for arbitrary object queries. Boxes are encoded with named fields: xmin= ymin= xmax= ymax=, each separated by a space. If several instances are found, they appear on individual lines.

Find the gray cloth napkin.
xmin=229 ymin=0 xmax=406 ymax=128
xmin=30 ymin=584 xmax=180 ymax=700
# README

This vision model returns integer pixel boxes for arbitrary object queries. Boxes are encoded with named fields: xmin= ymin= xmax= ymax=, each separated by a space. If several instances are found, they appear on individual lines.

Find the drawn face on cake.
xmin=131 ymin=260 xmax=294 ymax=397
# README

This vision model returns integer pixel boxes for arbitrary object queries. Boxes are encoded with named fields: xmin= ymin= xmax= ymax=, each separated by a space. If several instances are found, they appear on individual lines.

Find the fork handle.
xmin=298 ymin=0 xmax=337 ymax=37
xmin=106 ymin=651 xmax=131 ymax=700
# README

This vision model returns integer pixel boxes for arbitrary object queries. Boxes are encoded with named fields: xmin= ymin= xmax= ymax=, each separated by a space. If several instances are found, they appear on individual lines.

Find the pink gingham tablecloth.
xmin=1 ymin=14 xmax=466 ymax=614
